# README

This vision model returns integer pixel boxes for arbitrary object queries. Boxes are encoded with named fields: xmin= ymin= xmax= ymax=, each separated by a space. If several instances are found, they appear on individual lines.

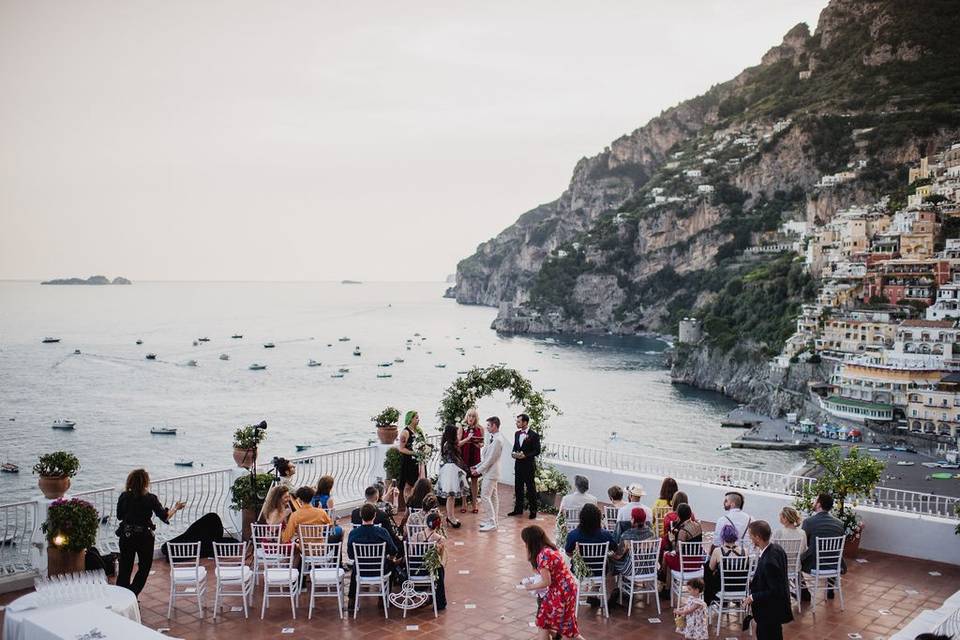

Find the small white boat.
xmin=219 ymin=354 xmax=230 ymax=361
xmin=51 ymin=419 xmax=76 ymax=430
xmin=330 ymin=373 xmax=345 ymax=378
xmin=896 ymin=461 xmax=915 ymax=466
xmin=145 ymin=353 xmax=157 ymax=360
xmin=609 ymin=431 xmax=617 ymax=440
xmin=41 ymin=337 xmax=61 ymax=344
xmin=308 ymin=360 xmax=322 ymax=367
xmin=295 ymin=444 xmax=311 ymax=452
xmin=716 ymin=444 xmax=731 ymax=451
xmin=457 ymin=370 xmax=470 ymax=374
xmin=174 ymin=459 xmax=194 ymax=467
xmin=73 ymin=349 xmax=81 ymax=355
xmin=198 ymin=337 xmax=210 ymax=342
xmin=249 ymin=363 xmax=267 ymax=371
xmin=393 ymin=358 xmax=405 ymax=363
xmin=378 ymin=362 xmax=393 ymax=367
xmin=435 ymin=363 xmax=446 ymax=368
xmin=337 ymin=367 xmax=350 ymax=373
xmin=528 ymin=368 xmax=539 ymax=372
xmin=1 ymin=462 xmax=19 ymax=473
xmin=263 ymin=343 xmax=275 ymax=349
xmin=185 ymin=359 xmax=198 ymax=367
xmin=543 ymin=387 xmax=557 ymax=392
xmin=231 ymin=334 xmax=243 ymax=339
xmin=352 ymin=348 xmax=361 ymax=356
xmin=135 ymin=339 xmax=143 ymax=345
xmin=377 ymin=373 xmax=393 ymax=378
xmin=338 ymin=337 xmax=351 ymax=342
xmin=576 ymin=340 xmax=584 ymax=345
xmin=150 ymin=427 xmax=177 ymax=435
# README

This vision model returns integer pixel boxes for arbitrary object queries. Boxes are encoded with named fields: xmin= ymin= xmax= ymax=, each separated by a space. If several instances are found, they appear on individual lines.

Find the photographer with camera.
xmin=271 ymin=456 xmax=297 ymax=489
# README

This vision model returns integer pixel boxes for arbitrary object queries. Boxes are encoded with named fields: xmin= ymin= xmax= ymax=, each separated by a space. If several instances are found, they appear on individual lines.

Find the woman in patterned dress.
xmin=457 ymin=407 xmax=483 ymax=513
xmin=520 ymin=525 xmax=583 ymax=639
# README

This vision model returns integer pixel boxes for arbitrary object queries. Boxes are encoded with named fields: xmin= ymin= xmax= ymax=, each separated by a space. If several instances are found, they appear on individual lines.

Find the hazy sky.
xmin=0 ymin=1 xmax=827 ymax=282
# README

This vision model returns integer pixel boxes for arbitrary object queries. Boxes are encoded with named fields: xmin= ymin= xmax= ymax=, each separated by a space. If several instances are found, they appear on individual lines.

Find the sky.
xmin=0 ymin=0 xmax=828 ymax=282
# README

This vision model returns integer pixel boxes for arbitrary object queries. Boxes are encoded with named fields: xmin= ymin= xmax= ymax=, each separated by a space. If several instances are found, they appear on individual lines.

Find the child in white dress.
xmin=674 ymin=577 xmax=709 ymax=640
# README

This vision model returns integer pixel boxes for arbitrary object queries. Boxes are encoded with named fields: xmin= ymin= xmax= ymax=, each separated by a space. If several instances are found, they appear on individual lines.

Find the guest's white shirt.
xmin=474 ymin=433 xmax=504 ymax=480
xmin=715 ymin=508 xmax=752 ymax=540
xmin=559 ymin=491 xmax=598 ymax=513
xmin=616 ymin=502 xmax=653 ymax=524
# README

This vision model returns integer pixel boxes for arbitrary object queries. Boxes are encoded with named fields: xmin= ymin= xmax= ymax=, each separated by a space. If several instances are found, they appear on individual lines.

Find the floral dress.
xmin=535 ymin=547 xmax=580 ymax=638
xmin=678 ymin=596 xmax=708 ymax=640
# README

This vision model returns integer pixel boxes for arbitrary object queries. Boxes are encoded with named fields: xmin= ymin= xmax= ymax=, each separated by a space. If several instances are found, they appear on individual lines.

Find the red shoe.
xmin=471 ymin=507 xmax=479 ymax=514
xmin=460 ymin=507 xmax=467 ymax=513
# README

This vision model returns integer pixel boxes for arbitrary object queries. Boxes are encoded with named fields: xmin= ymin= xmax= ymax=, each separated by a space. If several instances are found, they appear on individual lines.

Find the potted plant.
xmin=795 ymin=446 xmax=884 ymax=558
xmin=33 ymin=451 xmax=81 ymax=499
xmin=384 ymin=447 xmax=403 ymax=481
xmin=371 ymin=406 xmax=401 ymax=444
xmin=230 ymin=473 xmax=274 ymax=540
xmin=232 ymin=424 xmax=267 ymax=469
xmin=534 ymin=463 xmax=570 ymax=512
xmin=42 ymin=497 xmax=99 ymax=576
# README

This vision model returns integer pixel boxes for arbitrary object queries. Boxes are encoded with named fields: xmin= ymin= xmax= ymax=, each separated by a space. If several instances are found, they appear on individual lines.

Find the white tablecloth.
xmin=3 ymin=586 xmax=142 ymax=640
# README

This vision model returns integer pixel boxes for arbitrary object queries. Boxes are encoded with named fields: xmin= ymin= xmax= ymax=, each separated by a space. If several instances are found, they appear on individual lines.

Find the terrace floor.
xmin=2 ymin=485 xmax=958 ymax=640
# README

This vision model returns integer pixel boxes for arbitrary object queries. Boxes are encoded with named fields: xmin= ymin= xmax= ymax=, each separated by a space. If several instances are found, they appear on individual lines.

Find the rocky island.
xmin=41 ymin=275 xmax=132 ymax=285
xmin=447 ymin=0 xmax=960 ymax=429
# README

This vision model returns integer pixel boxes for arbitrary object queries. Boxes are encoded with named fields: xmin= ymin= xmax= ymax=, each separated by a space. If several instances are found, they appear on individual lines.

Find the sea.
xmin=0 ymin=280 xmax=805 ymax=503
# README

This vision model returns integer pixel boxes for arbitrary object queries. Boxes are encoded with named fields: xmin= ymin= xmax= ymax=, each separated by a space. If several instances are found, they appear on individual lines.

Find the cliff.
xmin=41 ymin=275 xmax=132 ymax=285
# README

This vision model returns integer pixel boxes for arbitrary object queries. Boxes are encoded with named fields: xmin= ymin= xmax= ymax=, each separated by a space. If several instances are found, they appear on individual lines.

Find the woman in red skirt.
xmin=457 ymin=407 xmax=483 ymax=513
xmin=519 ymin=525 xmax=583 ymax=639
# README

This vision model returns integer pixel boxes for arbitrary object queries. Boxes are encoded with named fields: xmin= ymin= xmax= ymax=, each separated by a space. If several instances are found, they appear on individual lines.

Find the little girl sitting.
xmin=674 ymin=577 xmax=708 ymax=640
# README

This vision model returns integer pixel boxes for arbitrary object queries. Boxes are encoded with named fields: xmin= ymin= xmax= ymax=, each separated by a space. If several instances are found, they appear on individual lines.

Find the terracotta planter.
xmin=241 ymin=508 xmax=257 ymax=541
xmin=233 ymin=447 xmax=257 ymax=469
xmin=843 ymin=525 xmax=863 ymax=559
xmin=376 ymin=424 xmax=398 ymax=445
xmin=38 ymin=476 xmax=71 ymax=500
xmin=48 ymin=547 xmax=86 ymax=577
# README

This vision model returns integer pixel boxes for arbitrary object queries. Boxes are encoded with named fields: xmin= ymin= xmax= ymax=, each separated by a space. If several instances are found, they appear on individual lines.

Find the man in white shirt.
xmin=715 ymin=491 xmax=752 ymax=540
xmin=472 ymin=416 xmax=504 ymax=532
xmin=615 ymin=484 xmax=653 ymax=527
xmin=558 ymin=475 xmax=598 ymax=514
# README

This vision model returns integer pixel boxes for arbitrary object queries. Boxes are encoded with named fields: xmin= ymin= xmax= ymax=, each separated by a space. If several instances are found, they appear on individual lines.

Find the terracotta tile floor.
xmin=3 ymin=485 xmax=958 ymax=639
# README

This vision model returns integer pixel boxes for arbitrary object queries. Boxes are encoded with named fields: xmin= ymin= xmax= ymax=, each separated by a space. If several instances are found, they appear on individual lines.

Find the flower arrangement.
xmin=423 ymin=544 xmax=443 ymax=580
xmin=41 ymin=498 xmax=99 ymax=552
xmin=371 ymin=406 xmax=401 ymax=427
xmin=33 ymin=451 xmax=80 ymax=477
xmin=535 ymin=464 xmax=570 ymax=495
xmin=233 ymin=424 xmax=267 ymax=450
xmin=569 ymin=549 xmax=590 ymax=581
xmin=794 ymin=446 xmax=884 ymax=538
xmin=412 ymin=429 xmax=435 ymax=466
xmin=230 ymin=473 xmax=275 ymax=512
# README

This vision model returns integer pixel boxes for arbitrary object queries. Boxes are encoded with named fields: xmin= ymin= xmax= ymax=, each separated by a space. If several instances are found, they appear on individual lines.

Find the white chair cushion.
xmin=809 ymin=569 xmax=840 ymax=577
xmin=357 ymin=574 xmax=389 ymax=584
xmin=673 ymin=569 xmax=704 ymax=580
xmin=216 ymin=566 xmax=253 ymax=582
xmin=265 ymin=568 xmax=300 ymax=584
xmin=173 ymin=566 xmax=207 ymax=583
xmin=310 ymin=567 xmax=345 ymax=583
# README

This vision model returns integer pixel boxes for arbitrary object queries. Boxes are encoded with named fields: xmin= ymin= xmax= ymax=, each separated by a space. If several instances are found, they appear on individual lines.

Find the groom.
xmin=471 ymin=416 xmax=504 ymax=532
xmin=507 ymin=413 xmax=541 ymax=520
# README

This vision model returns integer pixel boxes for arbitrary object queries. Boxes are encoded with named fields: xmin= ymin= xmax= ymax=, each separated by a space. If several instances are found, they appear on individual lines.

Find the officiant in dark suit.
xmin=744 ymin=520 xmax=793 ymax=640
xmin=507 ymin=413 xmax=541 ymax=519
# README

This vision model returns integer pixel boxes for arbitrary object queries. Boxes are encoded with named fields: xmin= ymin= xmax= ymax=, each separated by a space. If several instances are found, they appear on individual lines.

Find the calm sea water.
xmin=0 ymin=281 xmax=803 ymax=503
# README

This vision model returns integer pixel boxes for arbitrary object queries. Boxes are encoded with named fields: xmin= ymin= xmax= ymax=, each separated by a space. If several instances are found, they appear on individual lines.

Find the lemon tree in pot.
xmin=372 ymin=406 xmax=401 ymax=445
xmin=233 ymin=424 xmax=267 ymax=469
xmin=42 ymin=497 xmax=99 ymax=576
xmin=33 ymin=451 xmax=80 ymax=499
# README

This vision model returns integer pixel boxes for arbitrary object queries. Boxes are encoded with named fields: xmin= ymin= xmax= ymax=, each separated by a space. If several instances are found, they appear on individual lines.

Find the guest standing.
xmin=457 ymin=407 xmax=483 ymax=513
xmin=745 ymin=520 xmax=793 ymax=640
xmin=116 ymin=469 xmax=185 ymax=595
xmin=507 ymin=414 xmax=541 ymax=520
xmin=471 ymin=416 xmax=504 ymax=532
xmin=520 ymin=525 xmax=583 ymax=640
xmin=397 ymin=410 xmax=422 ymax=506
xmin=436 ymin=424 xmax=467 ymax=528
xmin=674 ymin=577 xmax=709 ymax=639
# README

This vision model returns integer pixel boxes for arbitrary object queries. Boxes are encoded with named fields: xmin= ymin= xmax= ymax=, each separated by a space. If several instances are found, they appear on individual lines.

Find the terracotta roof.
xmin=901 ymin=319 xmax=957 ymax=328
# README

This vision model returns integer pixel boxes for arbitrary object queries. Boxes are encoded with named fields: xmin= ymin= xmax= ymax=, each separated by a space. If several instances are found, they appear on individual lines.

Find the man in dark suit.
xmin=351 ymin=486 xmax=403 ymax=553
xmin=799 ymin=492 xmax=845 ymax=600
xmin=744 ymin=520 xmax=793 ymax=640
xmin=507 ymin=413 xmax=541 ymax=519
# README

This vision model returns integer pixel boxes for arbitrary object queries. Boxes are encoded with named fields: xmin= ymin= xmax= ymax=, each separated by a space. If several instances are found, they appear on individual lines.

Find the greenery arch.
xmin=437 ymin=365 xmax=560 ymax=438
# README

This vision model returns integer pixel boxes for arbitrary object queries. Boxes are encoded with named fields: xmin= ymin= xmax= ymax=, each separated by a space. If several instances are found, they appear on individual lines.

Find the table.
xmin=3 ymin=586 xmax=142 ymax=640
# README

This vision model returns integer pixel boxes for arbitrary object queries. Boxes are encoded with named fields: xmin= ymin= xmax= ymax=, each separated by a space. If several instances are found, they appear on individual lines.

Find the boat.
xmin=393 ymin=358 xmax=405 ymax=363
xmin=174 ymin=459 xmax=194 ymax=467
xmin=378 ymin=362 xmax=393 ymax=367
xmin=353 ymin=348 xmax=361 ymax=356
xmin=185 ymin=359 xmax=198 ymax=367
xmin=528 ymin=368 xmax=539 ymax=372
xmin=198 ymin=337 xmax=210 ymax=342
xmin=145 ymin=353 xmax=157 ymax=360
xmin=219 ymin=354 xmax=230 ymax=361
xmin=1 ymin=462 xmax=19 ymax=473
xmin=435 ymin=364 xmax=446 ymax=368
xmin=295 ymin=444 xmax=311 ymax=452
xmin=308 ymin=360 xmax=322 ymax=367
xmin=457 ymin=370 xmax=470 ymax=375
xmin=263 ymin=343 xmax=275 ymax=349
xmin=73 ymin=349 xmax=81 ymax=355
xmin=337 ymin=367 xmax=350 ymax=373
xmin=41 ymin=337 xmax=60 ymax=343
xmin=330 ymin=373 xmax=345 ymax=378
xmin=609 ymin=431 xmax=617 ymax=440
xmin=135 ymin=339 xmax=143 ymax=345
xmin=231 ymin=334 xmax=243 ymax=339
xmin=896 ymin=461 xmax=915 ymax=466
xmin=51 ymin=419 xmax=76 ymax=430
xmin=338 ymin=337 xmax=351 ymax=342
xmin=715 ymin=444 xmax=732 ymax=451
xmin=192 ymin=340 xmax=198 ymax=346
xmin=150 ymin=427 xmax=178 ymax=435
xmin=576 ymin=340 xmax=584 ymax=345
xmin=377 ymin=373 xmax=393 ymax=378
xmin=249 ymin=363 xmax=267 ymax=371
xmin=543 ymin=387 xmax=557 ymax=392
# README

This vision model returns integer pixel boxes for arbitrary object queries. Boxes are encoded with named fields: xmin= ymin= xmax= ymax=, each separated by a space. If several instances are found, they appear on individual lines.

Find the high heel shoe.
xmin=471 ymin=507 xmax=479 ymax=514
xmin=446 ymin=516 xmax=462 ymax=529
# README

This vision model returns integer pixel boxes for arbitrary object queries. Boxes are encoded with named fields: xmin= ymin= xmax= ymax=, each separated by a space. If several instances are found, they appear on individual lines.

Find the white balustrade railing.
xmin=0 ymin=500 xmax=38 ymax=576
xmin=3 ymin=438 xmax=957 ymax=581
